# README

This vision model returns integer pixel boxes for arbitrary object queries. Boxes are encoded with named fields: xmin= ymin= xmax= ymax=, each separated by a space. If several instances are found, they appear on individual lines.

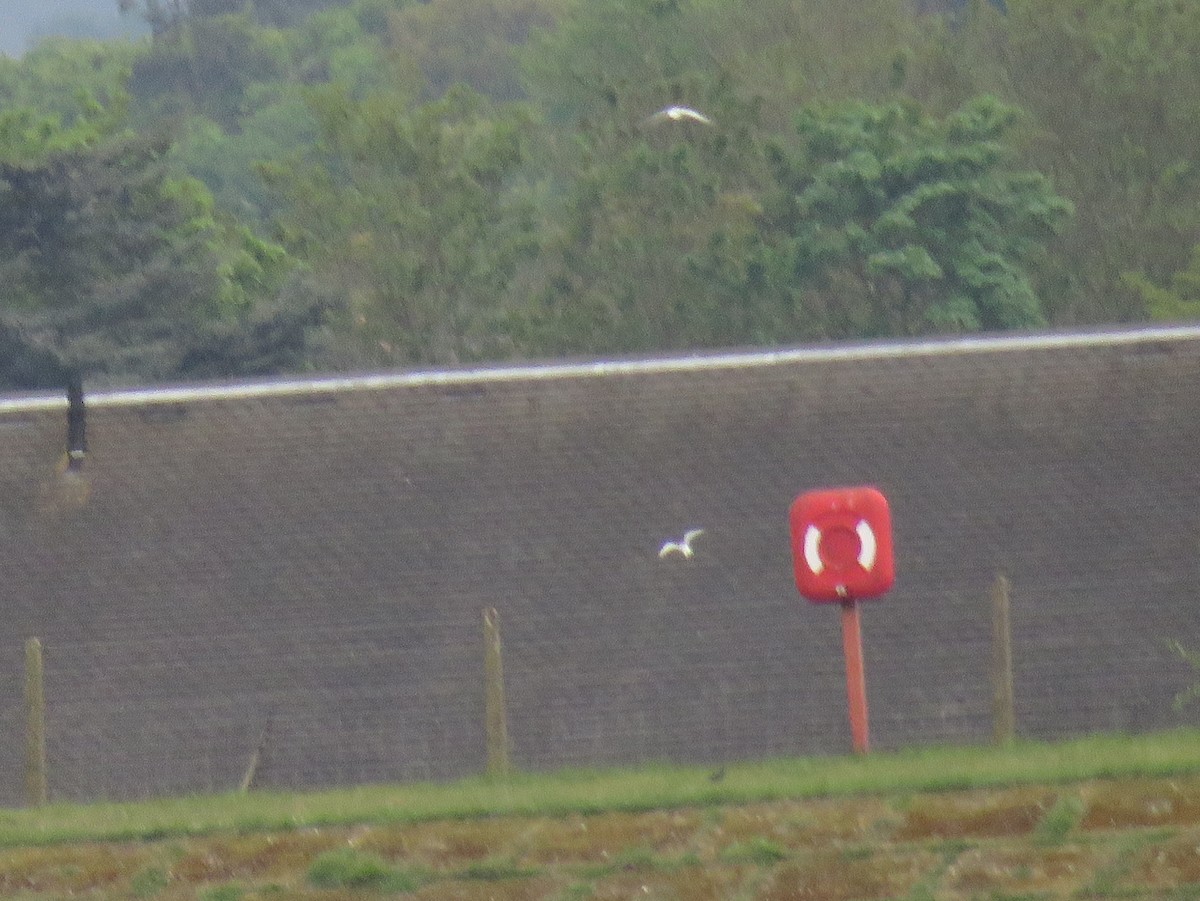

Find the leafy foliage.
xmin=0 ymin=118 xmax=310 ymax=388
xmin=269 ymin=80 xmax=537 ymax=365
xmin=0 ymin=0 xmax=1193 ymax=386
xmin=389 ymin=0 xmax=565 ymax=101
xmin=778 ymin=95 xmax=1072 ymax=335
xmin=1123 ymin=246 xmax=1200 ymax=324
xmin=921 ymin=0 xmax=1200 ymax=322
xmin=509 ymin=86 xmax=1068 ymax=352
xmin=126 ymin=10 xmax=289 ymax=128
xmin=0 ymin=37 xmax=136 ymax=126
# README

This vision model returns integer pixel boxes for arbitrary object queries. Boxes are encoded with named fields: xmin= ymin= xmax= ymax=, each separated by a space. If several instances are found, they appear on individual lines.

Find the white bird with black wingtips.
xmin=643 ymin=105 xmax=715 ymax=126
xmin=659 ymin=528 xmax=705 ymax=559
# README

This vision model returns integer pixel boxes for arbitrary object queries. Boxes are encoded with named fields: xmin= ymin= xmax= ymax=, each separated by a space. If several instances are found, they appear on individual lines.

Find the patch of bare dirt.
xmin=1080 ymin=777 xmax=1200 ymax=830
xmin=894 ymin=786 xmax=1056 ymax=840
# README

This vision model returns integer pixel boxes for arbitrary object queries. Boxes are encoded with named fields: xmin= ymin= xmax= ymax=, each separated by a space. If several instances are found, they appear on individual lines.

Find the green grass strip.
xmin=1 ymin=728 xmax=1199 ymax=848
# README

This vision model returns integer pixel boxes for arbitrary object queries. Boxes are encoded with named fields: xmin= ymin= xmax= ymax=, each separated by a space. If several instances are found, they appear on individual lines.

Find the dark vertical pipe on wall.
xmin=66 ymin=375 xmax=86 ymax=470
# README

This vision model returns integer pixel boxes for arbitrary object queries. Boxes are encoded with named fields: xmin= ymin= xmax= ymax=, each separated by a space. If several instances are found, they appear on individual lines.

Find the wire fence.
xmin=4 ymin=572 xmax=1194 ymax=807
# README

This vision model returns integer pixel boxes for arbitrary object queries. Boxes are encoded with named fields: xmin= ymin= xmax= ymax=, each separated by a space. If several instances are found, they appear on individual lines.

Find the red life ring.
xmin=802 ymin=519 xmax=878 ymax=575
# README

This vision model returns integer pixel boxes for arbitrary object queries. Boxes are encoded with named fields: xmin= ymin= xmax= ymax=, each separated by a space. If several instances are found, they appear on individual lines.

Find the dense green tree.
xmin=268 ymin=80 xmax=538 ymax=365
xmin=511 ymin=93 xmax=1070 ymax=354
xmin=116 ymin=0 xmax=187 ymax=35
xmin=0 ymin=104 xmax=111 ymax=167
xmin=505 ymin=98 xmax=799 ymax=354
xmin=126 ymin=10 xmax=288 ymax=127
xmin=772 ymin=95 xmax=1072 ymax=335
xmin=388 ymin=0 xmax=564 ymax=102
xmin=0 ymin=111 xmax=320 ymax=388
xmin=511 ymin=0 xmax=798 ymax=353
xmin=0 ymin=0 xmax=1185 ymax=386
xmin=290 ymin=2 xmax=391 ymax=90
xmin=912 ymin=0 xmax=1200 ymax=324
xmin=168 ymin=88 xmax=318 ymax=223
xmin=510 ymin=0 xmax=1064 ymax=353
xmin=1123 ymin=246 xmax=1200 ymax=324
xmin=523 ymin=0 xmax=924 ymax=139
xmin=0 ymin=38 xmax=136 ymax=126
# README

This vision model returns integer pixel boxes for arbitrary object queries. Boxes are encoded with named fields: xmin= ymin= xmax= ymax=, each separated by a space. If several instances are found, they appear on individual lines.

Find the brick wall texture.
xmin=1 ymin=326 xmax=1198 ymax=804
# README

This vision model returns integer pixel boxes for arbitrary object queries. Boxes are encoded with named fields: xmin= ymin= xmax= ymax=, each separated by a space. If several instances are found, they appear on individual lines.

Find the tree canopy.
xmin=782 ymin=95 xmax=1071 ymax=335
xmin=1 ymin=0 xmax=1196 ymax=389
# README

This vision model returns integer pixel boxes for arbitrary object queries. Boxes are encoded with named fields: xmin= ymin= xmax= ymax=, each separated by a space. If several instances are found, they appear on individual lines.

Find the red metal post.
xmin=840 ymin=600 xmax=870 ymax=754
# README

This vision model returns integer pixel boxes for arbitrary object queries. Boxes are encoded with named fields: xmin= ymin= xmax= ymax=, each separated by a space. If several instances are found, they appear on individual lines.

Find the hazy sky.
xmin=1 ymin=0 xmax=146 ymax=57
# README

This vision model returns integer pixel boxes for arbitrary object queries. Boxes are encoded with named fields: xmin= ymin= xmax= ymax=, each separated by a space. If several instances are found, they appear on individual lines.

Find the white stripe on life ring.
xmin=856 ymin=519 xmax=877 ymax=571
xmin=803 ymin=525 xmax=824 ymax=574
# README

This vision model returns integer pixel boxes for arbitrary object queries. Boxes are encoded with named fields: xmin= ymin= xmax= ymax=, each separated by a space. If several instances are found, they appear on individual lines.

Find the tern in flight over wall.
xmin=643 ymin=105 xmax=714 ymax=126
xmin=659 ymin=528 xmax=705 ymax=559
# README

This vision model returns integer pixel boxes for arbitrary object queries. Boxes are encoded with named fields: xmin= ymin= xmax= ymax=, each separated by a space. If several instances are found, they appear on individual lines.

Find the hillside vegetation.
xmin=1 ymin=0 xmax=1197 ymax=390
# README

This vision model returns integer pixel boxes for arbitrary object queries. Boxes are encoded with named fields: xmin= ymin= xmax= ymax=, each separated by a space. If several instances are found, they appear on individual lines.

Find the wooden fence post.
xmin=483 ymin=607 xmax=511 ymax=778
xmin=25 ymin=638 xmax=47 ymax=806
xmin=239 ymin=710 xmax=274 ymax=794
xmin=991 ymin=573 xmax=1015 ymax=746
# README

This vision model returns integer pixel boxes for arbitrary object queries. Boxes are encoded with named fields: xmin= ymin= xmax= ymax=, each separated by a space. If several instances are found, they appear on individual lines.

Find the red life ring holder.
xmin=789 ymin=485 xmax=894 ymax=604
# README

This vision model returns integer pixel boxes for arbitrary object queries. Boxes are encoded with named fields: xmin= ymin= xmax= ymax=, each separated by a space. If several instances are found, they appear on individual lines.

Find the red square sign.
xmin=790 ymin=486 xmax=894 ymax=603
